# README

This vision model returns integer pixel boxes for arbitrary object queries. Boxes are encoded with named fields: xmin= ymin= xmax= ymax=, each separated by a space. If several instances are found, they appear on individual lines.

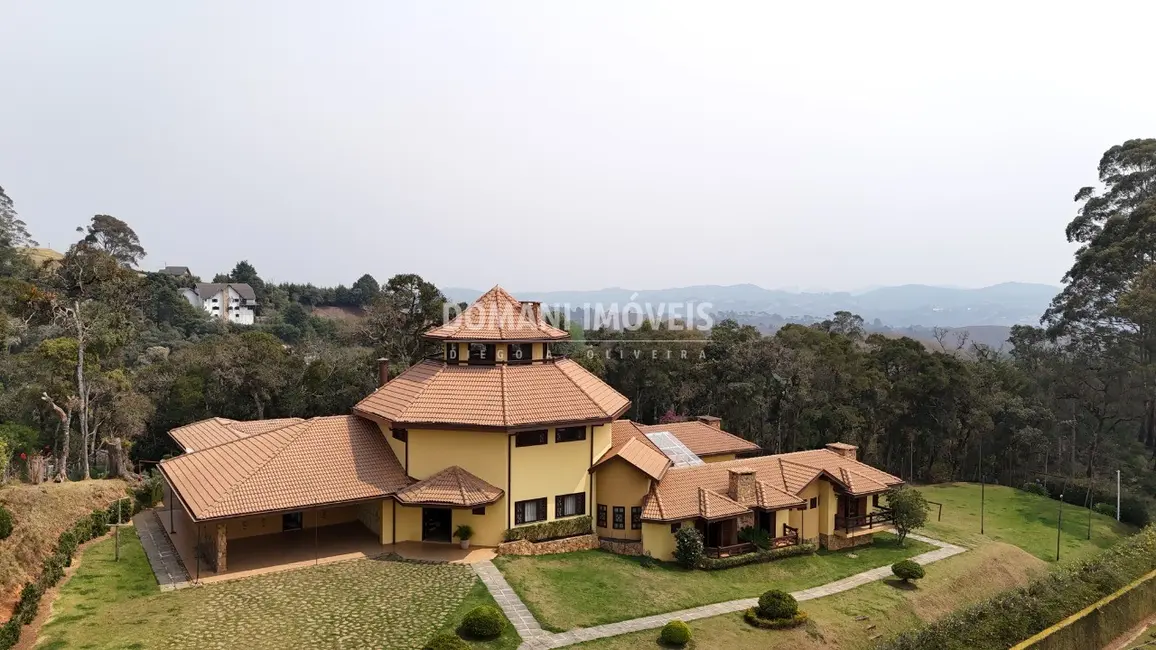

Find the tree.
xmin=673 ymin=526 xmax=704 ymax=568
xmin=891 ymin=559 xmax=925 ymax=583
xmin=81 ymin=215 xmax=145 ymax=267
xmin=351 ymin=274 xmax=379 ymax=307
xmin=361 ymin=274 xmax=447 ymax=366
xmin=0 ymin=185 xmax=36 ymax=274
xmin=886 ymin=486 xmax=929 ymax=544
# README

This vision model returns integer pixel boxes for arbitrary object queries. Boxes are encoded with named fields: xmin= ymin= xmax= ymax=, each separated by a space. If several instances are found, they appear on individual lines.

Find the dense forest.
xmin=1 ymin=139 xmax=1155 ymax=524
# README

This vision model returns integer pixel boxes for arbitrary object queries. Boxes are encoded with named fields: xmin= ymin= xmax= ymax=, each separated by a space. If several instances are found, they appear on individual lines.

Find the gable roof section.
xmin=394 ymin=466 xmax=503 ymax=508
xmin=160 ymin=415 xmax=409 ymax=521
xmin=698 ymin=488 xmax=749 ymax=520
xmin=168 ymin=417 xmax=305 ymax=452
xmin=591 ymin=437 xmax=670 ymax=481
xmin=195 ymin=282 xmax=257 ymax=301
xmin=424 ymin=286 xmax=569 ymax=342
xmin=640 ymin=448 xmax=903 ymax=522
xmin=637 ymin=421 xmax=760 ymax=457
xmin=353 ymin=358 xmax=629 ymax=428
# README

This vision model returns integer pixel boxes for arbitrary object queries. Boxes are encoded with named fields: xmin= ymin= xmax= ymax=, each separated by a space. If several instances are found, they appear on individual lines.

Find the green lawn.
xmin=493 ymin=533 xmax=931 ymax=631
xmin=915 ymin=483 xmax=1136 ymax=562
xmin=38 ymin=528 xmax=520 ymax=650
xmin=571 ymin=540 xmax=1047 ymax=650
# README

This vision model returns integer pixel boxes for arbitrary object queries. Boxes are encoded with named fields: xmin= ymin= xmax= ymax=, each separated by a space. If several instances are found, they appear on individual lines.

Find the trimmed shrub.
xmin=460 ymin=605 xmax=504 ymax=639
xmin=90 ymin=510 xmax=109 ymax=537
xmin=1093 ymin=502 xmax=1117 ymax=517
xmin=737 ymin=525 xmax=771 ymax=550
xmin=423 ymin=633 xmax=470 ymax=650
xmin=892 ymin=559 xmax=925 ymax=582
xmin=743 ymin=608 xmax=808 ymax=629
xmin=73 ymin=518 xmax=93 ymax=543
xmin=0 ymin=618 xmax=20 ymax=650
xmin=659 ymin=620 xmax=692 ymax=646
xmin=1021 ymin=482 xmax=1048 ymax=496
xmin=0 ymin=504 xmax=12 ymax=541
xmin=699 ymin=542 xmax=816 ymax=570
xmin=14 ymin=581 xmax=42 ymax=624
xmin=40 ymin=553 xmax=65 ymax=588
xmin=673 ymin=527 xmax=704 ymax=569
xmin=107 ymin=499 xmax=133 ymax=524
xmin=757 ymin=589 xmax=799 ymax=620
xmin=502 ymin=515 xmax=591 ymax=543
xmin=57 ymin=529 xmax=78 ymax=562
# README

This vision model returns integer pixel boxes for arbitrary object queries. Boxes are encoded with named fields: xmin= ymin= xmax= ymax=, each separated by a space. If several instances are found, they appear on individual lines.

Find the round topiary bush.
xmin=0 ymin=504 xmax=13 ymax=540
xmin=423 ymin=633 xmax=470 ymax=650
xmin=757 ymin=590 xmax=798 ymax=620
xmin=659 ymin=620 xmax=692 ymax=646
xmin=461 ymin=605 xmax=504 ymax=639
xmin=892 ymin=559 xmax=925 ymax=582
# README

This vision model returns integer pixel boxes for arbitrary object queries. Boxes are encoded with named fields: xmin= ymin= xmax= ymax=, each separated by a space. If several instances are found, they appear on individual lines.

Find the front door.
xmin=422 ymin=507 xmax=452 ymax=542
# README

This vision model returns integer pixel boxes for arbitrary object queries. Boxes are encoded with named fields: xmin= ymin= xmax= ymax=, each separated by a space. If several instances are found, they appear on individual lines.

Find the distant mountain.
xmin=443 ymin=282 xmax=1059 ymax=330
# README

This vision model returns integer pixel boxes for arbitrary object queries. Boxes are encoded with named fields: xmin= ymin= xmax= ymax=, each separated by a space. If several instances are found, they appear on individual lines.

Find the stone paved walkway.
xmin=135 ymin=510 xmax=191 ymax=590
xmin=499 ymin=534 xmax=967 ymax=649
xmin=473 ymin=560 xmax=549 ymax=640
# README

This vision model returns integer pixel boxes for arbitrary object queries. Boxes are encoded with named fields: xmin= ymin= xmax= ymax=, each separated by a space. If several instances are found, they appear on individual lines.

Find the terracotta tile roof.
xmin=591 ymin=437 xmax=670 ymax=481
xmin=637 ymin=421 xmax=760 ymax=457
xmin=394 ymin=466 xmax=503 ymax=508
xmin=353 ymin=359 xmax=629 ymax=428
xmin=168 ymin=417 xmax=304 ymax=452
xmin=424 ymin=286 xmax=569 ymax=342
xmin=640 ymin=449 xmax=902 ymax=522
xmin=698 ymin=488 xmax=749 ymax=520
xmin=160 ymin=415 xmax=409 ymax=521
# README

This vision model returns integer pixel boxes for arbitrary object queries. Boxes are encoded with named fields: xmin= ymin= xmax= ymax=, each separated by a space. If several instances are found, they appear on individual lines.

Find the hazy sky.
xmin=2 ymin=2 xmax=1153 ymax=292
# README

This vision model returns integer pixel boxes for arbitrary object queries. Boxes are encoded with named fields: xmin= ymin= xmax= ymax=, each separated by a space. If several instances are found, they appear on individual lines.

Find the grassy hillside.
xmin=0 ymin=479 xmax=126 ymax=618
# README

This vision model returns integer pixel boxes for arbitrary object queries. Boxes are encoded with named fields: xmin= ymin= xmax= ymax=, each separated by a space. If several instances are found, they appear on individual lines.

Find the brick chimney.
xmin=825 ymin=442 xmax=857 ymax=461
xmin=377 ymin=358 xmax=390 ymax=387
xmin=728 ymin=468 xmax=757 ymax=504
xmin=696 ymin=415 xmax=722 ymax=429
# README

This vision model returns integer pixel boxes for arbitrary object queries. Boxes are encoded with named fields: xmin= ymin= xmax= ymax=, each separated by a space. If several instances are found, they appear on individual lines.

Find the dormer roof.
xmin=424 ymin=286 xmax=569 ymax=342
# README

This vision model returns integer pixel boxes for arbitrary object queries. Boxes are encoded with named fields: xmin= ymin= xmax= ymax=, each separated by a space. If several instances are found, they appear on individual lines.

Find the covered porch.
xmin=698 ymin=508 xmax=800 ymax=558
xmin=833 ymin=492 xmax=894 ymax=538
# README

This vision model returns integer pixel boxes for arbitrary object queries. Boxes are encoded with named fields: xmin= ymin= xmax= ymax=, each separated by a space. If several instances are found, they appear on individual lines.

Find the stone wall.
xmin=600 ymin=538 xmax=643 ymax=556
xmin=820 ymin=532 xmax=875 ymax=551
xmin=496 ymin=533 xmax=599 ymax=556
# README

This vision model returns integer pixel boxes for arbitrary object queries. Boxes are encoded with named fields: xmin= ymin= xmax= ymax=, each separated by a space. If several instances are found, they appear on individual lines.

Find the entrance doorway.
xmin=422 ymin=508 xmax=452 ymax=542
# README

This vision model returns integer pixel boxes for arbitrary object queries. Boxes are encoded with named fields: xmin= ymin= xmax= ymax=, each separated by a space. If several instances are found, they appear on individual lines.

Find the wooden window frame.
xmin=515 ymin=430 xmax=547 ymax=447
xmin=612 ymin=506 xmax=626 ymax=530
xmin=514 ymin=497 xmax=547 ymax=525
xmin=472 ymin=506 xmax=486 ymax=516
xmin=468 ymin=343 xmax=497 ymax=364
xmin=555 ymin=492 xmax=586 ymax=518
xmin=555 ymin=426 xmax=587 ymax=443
xmin=670 ymin=523 xmax=680 ymax=534
xmin=809 ymin=497 xmax=818 ymax=509
xmin=597 ymin=504 xmax=608 ymax=528
xmin=391 ymin=428 xmax=408 ymax=443
xmin=507 ymin=343 xmax=533 ymax=365
xmin=631 ymin=506 xmax=642 ymax=530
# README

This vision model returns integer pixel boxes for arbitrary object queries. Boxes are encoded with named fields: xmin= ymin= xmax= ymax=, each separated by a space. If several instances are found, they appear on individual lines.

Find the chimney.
xmin=825 ymin=442 xmax=857 ymax=461
xmin=696 ymin=415 xmax=722 ymax=430
xmin=728 ymin=468 xmax=757 ymax=504
xmin=377 ymin=358 xmax=390 ymax=387
xmin=521 ymin=300 xmax=542 ymax=323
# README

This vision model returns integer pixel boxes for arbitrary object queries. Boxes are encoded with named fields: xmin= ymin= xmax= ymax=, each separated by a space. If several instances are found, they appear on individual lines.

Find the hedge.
xmin=503 ymin=515 xmax=592 ymax=543
xmin=743 ymin=609 xmax=809 ymax=629
xmin=878 ymin=525 xmax=1156 ymax=650
xmin=1039 ymin=480 xmax=1150 ymax=528
xmin=698 ymin=542 xmax=816 ymax=570
xmin=0 ymin=503 xmax=119 ymax=650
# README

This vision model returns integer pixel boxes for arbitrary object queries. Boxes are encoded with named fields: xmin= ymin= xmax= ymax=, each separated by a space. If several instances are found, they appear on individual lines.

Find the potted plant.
xmin=454 ymin=524 xmax=474 ymax=549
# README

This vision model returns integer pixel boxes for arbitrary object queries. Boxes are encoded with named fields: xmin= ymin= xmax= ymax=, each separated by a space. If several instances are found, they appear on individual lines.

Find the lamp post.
xmin=1056 ymin=494 xmax=1063 ymax=562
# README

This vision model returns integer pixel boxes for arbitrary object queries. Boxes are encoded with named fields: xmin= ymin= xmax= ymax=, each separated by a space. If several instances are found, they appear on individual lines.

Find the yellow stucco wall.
xmin=592 ymin=458 xmax=651 ymax=540
xmin=787 ymin=480 xmax=822 ymax=542
xmin=223 ymin=505 xmax=358 ymax=539
xmin=452 ymin=501 xmax=506 ymax=546
xmin=510 ymin=426 xmax=592 ymax=526
xmin=701 ymin=453 xmax=737 ymax=463
xmin=396 ymin=503 xmax=423 ymax=542
xmin=819 ymin=480 xmax=837 ymax=535
xmin=408 ymin=428 xmax=507 ymax=486
xmin=381 ymin=499 xmax=394 ymax=545
xmin=642 ymin=520 xmax=691 ymax=561
xmin=385 ymin=428 xmax=406 ymax=468
xmin=591 ymin=422 xmax=612 ymax=461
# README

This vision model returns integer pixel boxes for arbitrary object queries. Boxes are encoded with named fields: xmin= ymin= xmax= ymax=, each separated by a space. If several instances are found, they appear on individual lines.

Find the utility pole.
xmin=1117 ymin=469 xmax=1121 ymax=522
xmin=1056 ymin=493 xmax=1064 ymax=562
xmin=979 ymin=428 xmax=985 ymax=535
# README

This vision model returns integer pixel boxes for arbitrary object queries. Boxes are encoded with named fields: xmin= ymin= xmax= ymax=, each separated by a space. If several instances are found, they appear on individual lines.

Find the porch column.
xmin=215 ymin=523 xmax=227 ymax=572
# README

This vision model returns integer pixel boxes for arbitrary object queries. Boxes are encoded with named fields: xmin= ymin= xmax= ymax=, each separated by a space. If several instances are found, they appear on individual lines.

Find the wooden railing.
xmin=704 ymin=542 xmax=754 ymax=558
xmin=834 ymin=508 xmax=894 ymax=533
xmin=772 ymin=525 xmax=799 ymax=548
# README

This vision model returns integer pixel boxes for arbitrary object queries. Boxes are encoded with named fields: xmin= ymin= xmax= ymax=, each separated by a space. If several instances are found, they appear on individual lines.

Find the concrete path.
xmin=493 ymin=534 xmax=967 ymax=650
xmin=473 ymin=560 xmax=550 ymax=640
xmin=135 ymin=510 xmax=191 ymax=590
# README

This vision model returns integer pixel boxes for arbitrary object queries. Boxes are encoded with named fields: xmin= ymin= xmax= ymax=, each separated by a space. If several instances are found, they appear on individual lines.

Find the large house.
xmin=159 ymin=286 xmax=901 ymax=573
xmin=179 ymin=283 xmax=257 ymax=325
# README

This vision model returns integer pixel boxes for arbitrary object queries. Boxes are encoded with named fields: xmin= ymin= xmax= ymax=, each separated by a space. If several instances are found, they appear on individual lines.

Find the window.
xmin=472 ymin=506 xmax=486 ymax=516
xmin=515 ymin=430 xmax=547 ymax=447
xmin=809 ymin=497 xmax=818 ymax=509
xmin=446 ymin=343 xmax=460 ymax=362
xmin=391 ymin=428 xmax=408 ymax=443
xmin=555 ymin=493 xmax=585 ymax=518
xmin=469 ymin=343 xmax=496 ymax=363
xmin=670 ymin=523 xmax=681 ymax=534
xmin=613 ymin=506 xmax=625 ymax=530
xmin=872 ymin=494 xmax=881 ymax=508
xmin=555 ymin=426 xmax=586 ymax=443
xmin=211 ymin=298 xmax=219 ymax=303
xmin=631 ymin=506 xmax=642 ymax=530
xmin=507 ymin=343 xmax=532 ymax=364
xmin=514 ymin=498 xmax=547 ymax=525
xmin=597 ymin=504 xmax=607 ymax=528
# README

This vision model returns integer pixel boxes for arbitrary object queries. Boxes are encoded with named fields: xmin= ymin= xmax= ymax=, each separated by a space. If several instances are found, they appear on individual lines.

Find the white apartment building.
xmin=180 ymin=283 xmax=257 ymax=325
